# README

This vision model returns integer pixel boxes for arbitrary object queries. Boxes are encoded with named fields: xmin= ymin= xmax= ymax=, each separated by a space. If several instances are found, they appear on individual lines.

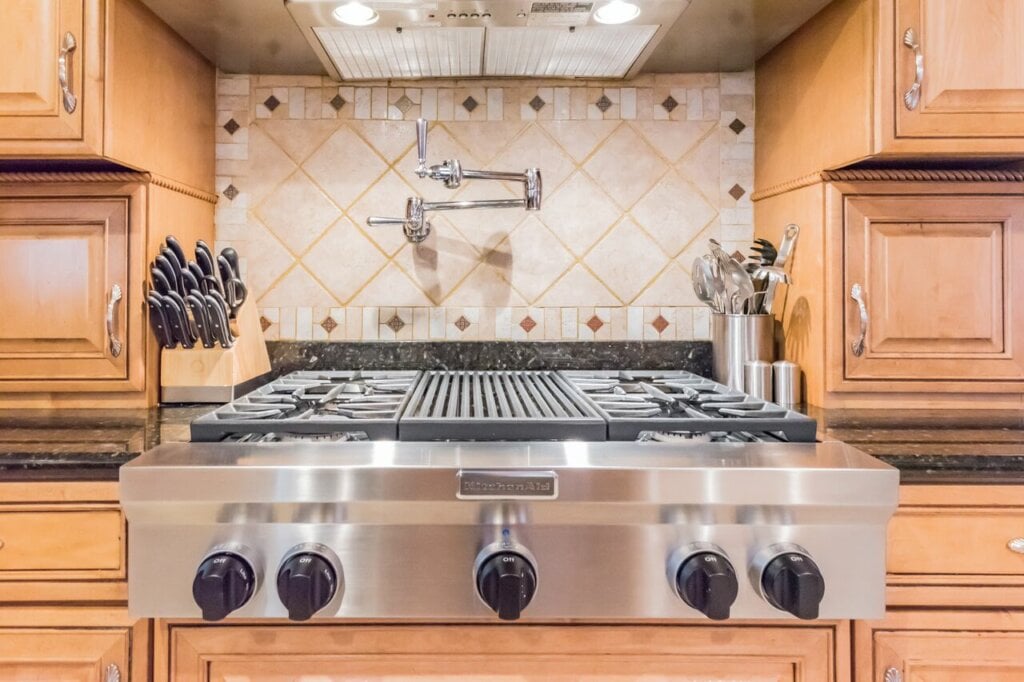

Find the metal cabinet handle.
xmin=105 ymin=663 xmax=121 ymax=682
xmin=850 ymin=283 xmax=868 ymax=357
xmin=58 ymin=32 xmax=78 ymax=114
xmin=902 ymin=28 xmax=924 ymax=110
xmin=884 ymin=668 xmax=902 ymax=682
xmin=1009 ymin=538 xmax=1024 ymax=554
xmin=106 ymin=285 xmax=123 ymax=358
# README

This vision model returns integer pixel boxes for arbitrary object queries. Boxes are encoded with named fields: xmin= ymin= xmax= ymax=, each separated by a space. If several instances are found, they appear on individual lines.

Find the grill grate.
xmin=400 ymin=370 xmax=606 ymax=441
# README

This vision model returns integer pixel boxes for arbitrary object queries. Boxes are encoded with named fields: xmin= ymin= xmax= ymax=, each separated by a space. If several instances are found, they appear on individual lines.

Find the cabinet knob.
xmin=1008 ymin=538 xmax=1024 ymax=554
xmin=884 ymin=667 xmax=902 ymax=682
xmin=902 ymin=28 xmax=924 ymax=110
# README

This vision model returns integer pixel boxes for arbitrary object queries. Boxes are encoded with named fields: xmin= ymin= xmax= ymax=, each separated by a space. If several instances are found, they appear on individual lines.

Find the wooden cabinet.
xmin=163 ymin=624 xmax=844 ymax=682
xmin=855 ymin=610 xmax=1024 ymax=682
xmin=756 ymin=0 xmax=1024 ymax=193
xmin=0 ymin=607 xmax=146 ymax=682
xmin=0 ymin=0 xmax=215 ymax=195
xmin=0 ymin=177 xmax=145 ymax=394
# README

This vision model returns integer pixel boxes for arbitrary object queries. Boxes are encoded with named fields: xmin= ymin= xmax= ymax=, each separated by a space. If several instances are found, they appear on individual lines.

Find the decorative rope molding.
xmin=750 ymin=172 xmax=825 ymax=201
xmin=150 ymin=175 xmax=219 ymax=204
xmin=0 ymin=171 xmax=150 ymax=183
xmin=821 ymin=168 xmax=1024 ymax=182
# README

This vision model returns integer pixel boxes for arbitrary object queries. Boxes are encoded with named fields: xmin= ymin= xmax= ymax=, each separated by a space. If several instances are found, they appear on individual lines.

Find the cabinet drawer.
xmin=888 ymin=508 xmax=1024 ymax=577
xmin=0 ymin=508 xmax=123 ymax=576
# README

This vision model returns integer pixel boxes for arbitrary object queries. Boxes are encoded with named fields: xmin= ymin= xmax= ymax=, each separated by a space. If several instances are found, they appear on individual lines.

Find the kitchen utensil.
xmin=204 ymin=293 xmax=234 ymax=348
xmin=722 ymin=255 xmax=755 ymax=313
xmin=691 ymin=257 xmax=722 ymax=313
xmin=762 ymin=224 xmax=799 ymax=315
xmin=165 ymin=235 xmax=188 ymax=269
xmin=154 ymin=255 xmax=179 ymax=294
xmin=743 ymin=360 xmax=772 ymax=400
xmin=750 ymin=238 xmax=777 ymax=266
xmin=186 ymin=293 xmax=216 ymax=348
xmin=195 ymin=241 xmax=216 ymax=277
xmin=181 ymin=268 xmax=201 ymax=295
xmin=165 ymin=290 xmax=197 ymax=343
xmin=711 ymin=313 xmax=775 ymax=391
xmin=187 ymin=262 xmax=205 ymax=288
xmin=146 ymin=294 xmax=176 ymax=349
xmin=773 ymin=360 xmax=801 ymax=407
xmin=150 ymin=267 xmax=173 ymax=296
xmin=203 ymin=274 xmax=224 ymax=297
xmin=161 ymin=248 xmax=186 ymax=294
xmin=217 ymin=254 xmax=247 ymax=318
xmin=162 ymin=293 xmax=195 ymax=349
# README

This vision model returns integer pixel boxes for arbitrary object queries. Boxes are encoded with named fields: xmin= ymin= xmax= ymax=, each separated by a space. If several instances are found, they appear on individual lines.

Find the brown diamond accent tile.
xmin=661 ymin=95 xmax=679 ymax=113
xmin=462 ymin=96 xmax=479 ymax=112
xmin=223 ymin=118 xmax=240 ymax=135
xmin=395 ymin=95 xmax=414 ymax=114
xmin=263 ymin=94 xmax=280 ymax=111
xmin=330 ymin=94 xmax=346 ymax=111
xmin=454 ymin=315 xmax=471 ymax=332
xmin=519 ymin=316 xmax=537 ymax=333
xmin=529 ymin=95 xmax=546 ymax=112
xmin=595 ymin=94 xmax=612 ymax=113
xmin=651 ymin=315 xmax=670 ymax=334
xmin=385 ymin=314 xmax=406 ymax=333
xmin=222 ymin=184 xmax=239 ymax=201
xmin=586 ymin=315 xmax=604 ymax=333
xmin=320 ymin=316 xmax=338 ymax=333
xmin=259 ymin=316 xmax=272 ymax=332
xmin=729 ymin=118 xmax=747 ymax=134
xmin=728 ymin=183 xmax=746 ymax=201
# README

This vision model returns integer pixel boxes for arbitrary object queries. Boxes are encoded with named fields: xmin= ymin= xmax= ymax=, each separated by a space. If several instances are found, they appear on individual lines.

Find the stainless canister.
xmin=711 ymin=314 xmax=774 ymax=391
xmin=773 ymin=360 xmax=802 ymax=407
xmin=743 ymin=360 xmax=772 ymax=400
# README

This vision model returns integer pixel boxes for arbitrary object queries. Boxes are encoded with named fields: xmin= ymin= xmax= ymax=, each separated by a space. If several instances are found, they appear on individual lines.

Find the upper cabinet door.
xmin=0 ymin=0 xmax=100 ymax=147
xmin=0 ymin=198 xmax=135 ymax=390
xmin=894 ymin=0 xmax=1024 ymax=138
xmin=843 ymin=194 xmax=1024 ymax=386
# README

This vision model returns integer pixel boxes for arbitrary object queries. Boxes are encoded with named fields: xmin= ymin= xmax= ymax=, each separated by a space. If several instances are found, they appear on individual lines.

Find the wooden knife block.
xmin=159 ymin=297 xmax=272 ymax=403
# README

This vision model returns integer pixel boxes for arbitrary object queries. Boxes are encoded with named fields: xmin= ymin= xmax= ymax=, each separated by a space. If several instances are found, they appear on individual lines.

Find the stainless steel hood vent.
xmin=286 ymin=0 xmax=691 ymax=81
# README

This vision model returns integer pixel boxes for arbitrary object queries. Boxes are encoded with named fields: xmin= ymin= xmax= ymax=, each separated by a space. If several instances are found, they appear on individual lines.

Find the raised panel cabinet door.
xmin=843 ymin=195 xmax=1024 ymax=384
xmin=0 ymin=628 xmax=128 ymax=682
xmin=894 ymin=0 xmax=1024 ymax=138
xmin=170 ymin=625 xmax=836 ymax=682
xmin=0 ymin=198 xmax=131 ymax=386
xmin=0 ymin=0 xmax=90 ymax=142
xmin=874 ymin=631 xmax=1024 ymax=681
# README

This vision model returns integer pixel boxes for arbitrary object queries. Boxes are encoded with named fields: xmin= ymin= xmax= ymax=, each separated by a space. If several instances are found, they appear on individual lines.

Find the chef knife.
xmin=186 ymin=293 xmax=216 ymax=348
xmin=187 ymin=262 xmax=205 ymax=288
xmin=181 ymin=268 xmax=201 ymax=295
xmin=155 ymin=254 xmax=182 ymax=295
xmin=164 ymin=289 xmax=197 ymax=345
xmin=162 ymin=293 xmax=195 ymax=349
xmin=165 ymin=235 xmax=188 ymax=269
xmin=208 ymin=287 xmax=240 ymax=338
xmin=204 ymin=293 xmax=234 ymax=348
xmin=146 ymin=294 xmax=176 ymax=349
xmin=195 ymin=240 xmax=216 ymax=277
xmin=162 ymin=248 xmax=186 ymax=294
xmin=151 ymin=267 xmax=173 ymax=296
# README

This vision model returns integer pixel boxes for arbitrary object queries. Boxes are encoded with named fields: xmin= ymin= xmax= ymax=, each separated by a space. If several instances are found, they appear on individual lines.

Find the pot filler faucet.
xmin=367 ymin=119 xmax=542 ymax=243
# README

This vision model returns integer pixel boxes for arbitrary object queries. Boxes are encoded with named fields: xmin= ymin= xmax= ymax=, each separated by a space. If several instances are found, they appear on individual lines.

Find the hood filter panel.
xmin=314 ymin=26 xmax=484 ymax=79
xmin=485 ymin=25 xmax=658 ymax=78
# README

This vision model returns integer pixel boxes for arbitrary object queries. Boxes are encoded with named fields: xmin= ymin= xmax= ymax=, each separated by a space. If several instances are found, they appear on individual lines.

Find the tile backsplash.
xmin=215 ymin=72 xmax=754 ymax=341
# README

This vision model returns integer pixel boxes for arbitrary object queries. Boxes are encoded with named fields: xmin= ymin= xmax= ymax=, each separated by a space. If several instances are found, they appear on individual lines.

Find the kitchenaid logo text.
xmin=457 ymin=472 xmax=558 ymax=499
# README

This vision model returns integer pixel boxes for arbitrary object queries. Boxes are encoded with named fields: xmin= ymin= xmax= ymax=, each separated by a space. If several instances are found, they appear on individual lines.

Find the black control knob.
xmin=761 ymin=552 xmax=825 ymax=620
xmin=676 ymin=552 xmax=739 ymax=620
xmin=192 ymin=552 xmax=256 ymax=621
xmin=476 ymin=552 xmax=537 ymax=621
xmin=276 ymin=552 xmax=338 ymax=621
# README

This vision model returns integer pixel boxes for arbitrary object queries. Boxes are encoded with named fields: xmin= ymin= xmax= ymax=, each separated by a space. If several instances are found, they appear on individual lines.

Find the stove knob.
xmin=476 ymin=552 xmax=537 ymax=621
xmin=676 ymin=552 xmax=739 ymax=620
xmin=761 ymin=551 xmax=825 ymax=620
xmin=192 ymin=552 xmax=256 ymax=621
xmin=277 ymin=552 xmax=339 ymax=621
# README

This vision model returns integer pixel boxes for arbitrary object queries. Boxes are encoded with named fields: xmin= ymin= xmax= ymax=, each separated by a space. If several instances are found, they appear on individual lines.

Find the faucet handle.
xmin=415 ymin=118 xmax=429 ymax=177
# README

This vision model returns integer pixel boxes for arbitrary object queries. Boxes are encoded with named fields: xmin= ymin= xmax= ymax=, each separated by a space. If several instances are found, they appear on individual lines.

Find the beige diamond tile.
xmin=631 ymin=169 xmax=718 ymax=257
xmin=238 ymin=221 xmax=298 ymax=301
xmin=441 ymin=121 xmax=527 ymax=163
xmin=393 ymin=219 xmax=481 ymax=304
xmin=676 ymin=131 xmax=721 ymax=204
xmin=304 ymin=126 xmax=387 ymax=209
xmin=583 ymin=125 xmax=667 ymax=209
xmin=258 ymin=265 xmax=338 ymax=307
xmin=348 ymin=170 xmax=419 ymax=256
xmin=676 ymin=220 xmax=723 ymax=271
xmin=583 ymin=218 xmax=668 ymax=303
xmin=633 ymin=261 xmax=704 ymax=307
xmin=444 ymin=181 xmax=525 ymax=254
xmin=351 ymin=263 xmax=433 ymax=306
xmin=260 ymin=119 xmax=341 ymax=164
xmin=302 ymin=218 xmax=387 ymax=304
xmin=535 ymin=264 xmax=619 ymax=306
xmin=490 ymin=125 xmax=575 ymax=191
xmin=538 ymin=172 xmax=619 ymax=256
xmin=502 ymin=216 xmax=574 ymax=303
xmin=443 ymin=263 xmax=526 ymax=307
xmin=348 ymin=120 xmax=417 ymax=164
xmin=632 ymin=120 xmax=716 ymax=163
xmin=244 ymin=126 xmax=297 ymax=205
xmin=255 ymin=171 xmax=341 ymax=254
xmin=538 ymin=120 xmax=620 ymax=163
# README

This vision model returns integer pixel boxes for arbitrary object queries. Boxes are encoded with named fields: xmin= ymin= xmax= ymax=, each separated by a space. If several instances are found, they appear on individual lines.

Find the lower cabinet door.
xmin=168 ymin=624 xmax=840 ymax=682
xmin=858 ymin=611 xmax=1024 ymax=681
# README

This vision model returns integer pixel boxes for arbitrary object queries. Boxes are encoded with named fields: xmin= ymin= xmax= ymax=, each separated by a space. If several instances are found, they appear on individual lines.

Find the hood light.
xmin=594 ymin=0 xmax=641 ymax=24
xmin=333 ymin=2 xmax=380 ymax=26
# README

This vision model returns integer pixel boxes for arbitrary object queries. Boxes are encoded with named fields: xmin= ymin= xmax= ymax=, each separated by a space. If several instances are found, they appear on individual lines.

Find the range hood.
xmin=285 ymin=1 xmax=691 ymax=81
